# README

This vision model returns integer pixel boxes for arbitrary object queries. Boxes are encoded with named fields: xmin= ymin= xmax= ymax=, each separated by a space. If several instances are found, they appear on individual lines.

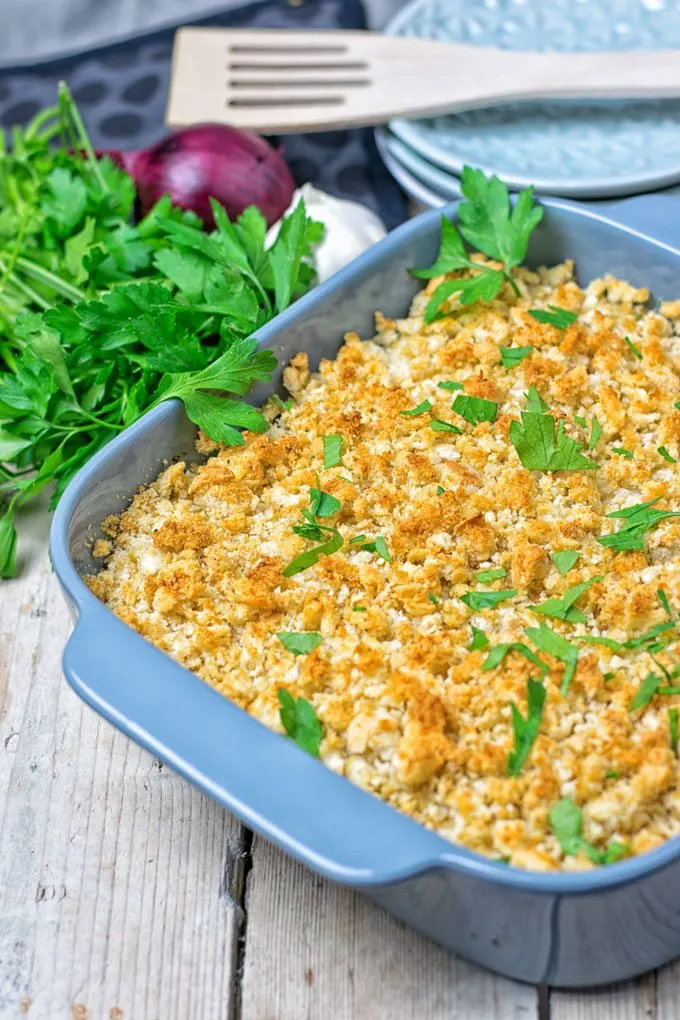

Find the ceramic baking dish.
xmin=50 ymin=193 xmax=680 ymax=988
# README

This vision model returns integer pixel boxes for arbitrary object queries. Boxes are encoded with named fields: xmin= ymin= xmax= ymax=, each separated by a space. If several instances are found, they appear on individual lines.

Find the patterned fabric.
xmin=0 ymin=0 xmax=407 ymax=228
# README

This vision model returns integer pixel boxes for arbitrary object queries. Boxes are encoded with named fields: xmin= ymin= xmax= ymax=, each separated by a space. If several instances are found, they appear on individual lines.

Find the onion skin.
xmin=117 ymin=125 xmax=295 ymax=229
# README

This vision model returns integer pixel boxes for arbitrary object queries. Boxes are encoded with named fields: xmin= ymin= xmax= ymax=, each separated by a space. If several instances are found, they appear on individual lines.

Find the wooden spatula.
xmin=166 ymin=27 xmax=680 ymax=135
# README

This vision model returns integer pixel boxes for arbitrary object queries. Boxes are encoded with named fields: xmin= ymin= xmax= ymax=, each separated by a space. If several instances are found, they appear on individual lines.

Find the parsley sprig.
xmin=0 ymin=85 xmax=323 ymax=577
xmin=412 ymin=168 xmax=542 ymax=323
xmin=509 ymin=392 xmax=598 ymax=472
xmin=284 ymin=487 xmax=343 ymax=577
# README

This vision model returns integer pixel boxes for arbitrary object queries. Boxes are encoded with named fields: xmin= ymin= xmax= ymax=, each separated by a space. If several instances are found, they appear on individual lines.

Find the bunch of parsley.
xmin=0 ymin=85 xmax=323 ymax=577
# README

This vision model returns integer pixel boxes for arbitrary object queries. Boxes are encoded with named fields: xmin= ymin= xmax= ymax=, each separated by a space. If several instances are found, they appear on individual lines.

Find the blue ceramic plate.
xmin=376 ymin=128 xmax=462 ymax=200
xmin=386 ymin=0 xmax=680 ymax=199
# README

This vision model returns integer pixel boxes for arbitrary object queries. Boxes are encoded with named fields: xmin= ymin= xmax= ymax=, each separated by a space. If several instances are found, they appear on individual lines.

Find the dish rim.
xmin=50 ymin=196 xmax=680 ymax=894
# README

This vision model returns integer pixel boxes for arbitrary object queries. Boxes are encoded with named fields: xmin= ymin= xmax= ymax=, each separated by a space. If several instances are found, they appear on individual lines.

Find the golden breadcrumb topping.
xmin=89 ymin=260 xmax=680 ymax=871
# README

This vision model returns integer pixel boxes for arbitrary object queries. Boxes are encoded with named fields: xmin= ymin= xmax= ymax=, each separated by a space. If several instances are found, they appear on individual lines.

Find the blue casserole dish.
xmin=50 ymin=193 xmax=680 ymax=988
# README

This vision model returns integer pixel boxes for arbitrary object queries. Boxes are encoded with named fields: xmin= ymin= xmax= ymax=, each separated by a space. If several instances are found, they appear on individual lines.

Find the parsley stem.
xmin=14 ymin=257 xmax=85 ymax=303
xmin=505 ymin=271 xmax=521 ymax=298
xmin=0 ymin=264 xmax=51 ymax=310
xmin=57 ymin=81 xmax=109 ymax=196
xmin=23 ymin=105 xmax=60 ymax=141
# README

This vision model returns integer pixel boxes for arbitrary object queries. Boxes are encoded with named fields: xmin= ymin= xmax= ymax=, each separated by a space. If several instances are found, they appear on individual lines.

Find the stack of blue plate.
xmin=377 ymin=0 xmax=680 ymax=208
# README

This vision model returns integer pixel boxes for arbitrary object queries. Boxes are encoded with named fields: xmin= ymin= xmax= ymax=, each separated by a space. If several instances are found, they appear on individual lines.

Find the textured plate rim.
xmin=376 ymin=127 xmax=462 ymax=199
xmin=373 ymin=127 xmax=444 ymax=209
xmin=384 ymin=0 xmax=680 ymax=199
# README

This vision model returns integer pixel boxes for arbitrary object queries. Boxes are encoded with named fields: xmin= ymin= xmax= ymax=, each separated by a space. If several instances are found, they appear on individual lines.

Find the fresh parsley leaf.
xmin=271 ymin=395 xmax=293 ymax=413
xmin=500 ymin=346 xmax=533 ymax=368
xmin=470 ymin=625 xmax=489 ymax=651
xmin=573 ymin=415 xmax=587 ymax=427
xmin=427 ymin=592 xmax=439 ymax=605
xmin=509 ymin=411 xmax=598 ymax=472
xmin=283 ymin=528 xmax=343 ymax=578
xmin=629 ymin=672 xmax=663 ymax=711
xmin=277 ymin=688 xmax=323 ymax=756
xmin=356 ymin=535 xmax=391 ymax=562
xmin=424 ymin=270 xmax=505 ymax=323
xmin=323 ymin=434 xmax=343 ymax=469
xmin=452 ymin=394 xmax=498 ymax=425
xmin=430 ymin=419 xmax=462 ymax=433
xmin=526 ymin=621 xmax=579 ymax=695
xmin=352 ymin=605 xmax=367 ymax=612
xmin=411 ymin=216 xmax=476 ymax=281
xmin=0 ymin=506 xmax=18 ymax=580
xmin=483 ymin=642 xmax=548 ymax=678
xmin=669 ymin=708 xmax=679 ymax=756
xmin=550 ymin=797 xmax=627 ymax=865
xmin=310 ymin=486 xmax=342 ymax=519
xmin=588 ymin=417 xmax=603 ymax=450
xmin=525 ymin=387 xmax=549 ymax=413
xmin=597 ymin=499 xmax=680 ymax=553
xmin=475 ymin=567 xmax=507 ymax=582
xmin=277 ymin=632 xmax=323 ymax=655
xmin=551 ymin=550 xmax=580 ymax=576
xmin=349 ymin=534 xmax=367 ymax=544
xmin=658 ymin=589 xmax=673 ymax=618
xmin=400 ymin=399 xmax=432 ymax=417
xmin=457 ymin=167 xmax=543 ymax=275
xmin=606 ymin=769 xmax=620 ymax=779
xmin=437 ymin=380 xmax=464 ymax=392
xmin=658 ymin=446 xmax=677 ymax=464
xmin=508 ymin=679 xmax=546 ymax=776
xmin=623 ymin=335 xmax=643 ymax=360
xmin=531 ymin=576 xmax=602 ymax=625
xmin=528 ymin=306 xmax=578 ymax=329
xmin=436 ymin=485 xmax=445 ymax=496
xmin=612 ymin=447 xmax=634 ymax=459
xmin=460 ymin=589 xmax=517 ymax=610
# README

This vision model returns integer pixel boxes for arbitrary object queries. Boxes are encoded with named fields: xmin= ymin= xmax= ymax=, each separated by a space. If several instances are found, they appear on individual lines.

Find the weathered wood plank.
xmin=240 ymin=835 xmax=539 ymax=1020
xmin=550 ymin=974 xmax=656 ymax=1020
xmin=654 ymin=961 xmax=680 ymax=1018
xmin=0 ymin=506 xmax=246 ymax=1020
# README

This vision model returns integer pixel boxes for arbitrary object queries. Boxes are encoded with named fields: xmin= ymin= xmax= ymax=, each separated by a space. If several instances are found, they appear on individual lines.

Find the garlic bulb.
xmin=266 ymin=183 xmax=387 ymax=283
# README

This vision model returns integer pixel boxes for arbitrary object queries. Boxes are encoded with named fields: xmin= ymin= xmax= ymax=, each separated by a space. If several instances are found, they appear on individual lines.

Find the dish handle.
xmin=63 ymin=606 xmax=458 ymax=886
xmin=597 ymin=194 xmax=680 ymax=250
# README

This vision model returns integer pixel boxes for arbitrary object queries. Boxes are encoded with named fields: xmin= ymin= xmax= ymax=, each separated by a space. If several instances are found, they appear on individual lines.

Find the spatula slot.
xmin=229 ymin=79 xmax=370 ymax=89
xmin=227 ymin=97 xmax=345 ymax=108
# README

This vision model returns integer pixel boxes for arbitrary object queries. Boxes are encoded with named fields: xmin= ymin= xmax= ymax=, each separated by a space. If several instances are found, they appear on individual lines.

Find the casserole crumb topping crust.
xmin=89 ymin=261 xmax=680 ymax=871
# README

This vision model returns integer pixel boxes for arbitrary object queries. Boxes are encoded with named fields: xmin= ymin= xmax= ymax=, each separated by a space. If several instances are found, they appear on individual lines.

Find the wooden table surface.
xmin=1 ymin=503 xmax=679 ymax=1019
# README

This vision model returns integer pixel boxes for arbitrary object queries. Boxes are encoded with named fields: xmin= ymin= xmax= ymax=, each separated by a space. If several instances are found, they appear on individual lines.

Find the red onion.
xmin=111 ymin=125 xmax=294 ymax=229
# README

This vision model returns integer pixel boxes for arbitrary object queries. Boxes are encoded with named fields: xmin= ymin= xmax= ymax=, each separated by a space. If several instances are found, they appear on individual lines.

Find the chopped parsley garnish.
xmin=623 ymin=335 xmax=643 ymax=360
xmin=629 ymin=672 xmax=662 ymax=711
xmin=349 ymin=534 xmax=367 ymax=544
xmin=526 ymin=622 xmax=579 ymax=695
xmin=549 ymin=798 xmax=627 ymax=865
xmin=400 ymin=399 xmax=433 ymax=417
xmin=658 ymin=589 xmax=673 ymax=618
xmin=354 ymin=535 xmax=391 ymax=562
xmin=500 ymin=346 xmax=533 ymax=368
xmin=508 ymin=679 xmax=546 ymax=776
xmin=452 ymin=394 xmax=498 ymax=425
xmin=284 ymin=487 xmax=343 ymax=577
xmin=412 ymin=170 xmax=543 ymax=322
xmin=482 ymin=642 xmax=548 ymax=678
xmin=612 ymin=447 xmax=634 ymax=459
xmin=606 ymin=769 xmax=620 ymax=779
xmin=529 ymin=306 xmax=578 ymax=329
xmin=470 ymin=626 xmax=489 ymax=651
xmin=588 ymin=417 xmax=603 ymax=450
xmin=436 ymin=485 xmax=445 ymax=495
xmin=461 ymin=589 xmax=517 ymax=611
xmin=475 ymin=567 xmax=507 ymax=582
xmin=670 ymin=708 xmax=679 ymax=756
xmin=659 ymin=446 xmax=677 ymax=464
xmin=676 ymin=402 xmax=680 ymax=411
xmin=551 ymin=550 xmax=580 ymax=576
xmin=352 ymin=605 xmax=367 ymax=612
xmin=427 ymin=592 xmax=439 ymax=605
xmin=509 ymin=400 xmax=598 ymax=473
xmin=310 ymin=485 xmax=341 ymax=518
xmin=530 ymin=576 xmax=602 ymax=625
xmin=597 ymin=498 xmax=680 ymax=553
xmin=525 ymin=387 xmax=549 ymax=413
xmin=278 ymin=689 xmax=323 ymax=756
xmin=323 ymin=434 xmax=343 ymax=468
xmin=437 ymin=380 xmax=464 ymax=392
xmin=430 ymin=419 xmax=462 ymax=433
xmin=582 ymin=617 xmax=677 ymax=655
xmin=271 ymin=395 xmax=293 ymax=412
xmin=276 ymin=632 xmax=323 ymax=655
xmin=573 ymin=415 xmax=587 ymax=427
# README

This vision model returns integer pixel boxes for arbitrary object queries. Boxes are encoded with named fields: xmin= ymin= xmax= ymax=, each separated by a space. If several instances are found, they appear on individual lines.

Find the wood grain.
xmin=550 ymin=974 xmax=657 ymax=1020
xmin=0 ymin=504 xmax=247 ymax=1020
xmin=239 ymin=834 xmax=539 ymax=1020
